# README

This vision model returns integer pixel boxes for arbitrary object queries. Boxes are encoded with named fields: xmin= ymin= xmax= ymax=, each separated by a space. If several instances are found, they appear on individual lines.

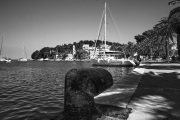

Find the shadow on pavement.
xmin=128 ymin=67 xmax=180 ymax=120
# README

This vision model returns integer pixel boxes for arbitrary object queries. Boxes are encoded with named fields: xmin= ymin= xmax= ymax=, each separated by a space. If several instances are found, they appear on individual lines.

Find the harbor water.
xmin=0 ymin=61 xmax=134 ymax=120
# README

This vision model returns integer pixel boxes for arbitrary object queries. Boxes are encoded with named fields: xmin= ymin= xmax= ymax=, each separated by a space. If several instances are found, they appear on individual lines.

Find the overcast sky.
xmin=0 ymin=0 xmax=177 ymax=59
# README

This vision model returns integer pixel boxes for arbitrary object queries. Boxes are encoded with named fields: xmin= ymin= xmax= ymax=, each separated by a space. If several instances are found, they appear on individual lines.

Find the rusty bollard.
xmin=64 ymin=68 xmax=113 ymax=120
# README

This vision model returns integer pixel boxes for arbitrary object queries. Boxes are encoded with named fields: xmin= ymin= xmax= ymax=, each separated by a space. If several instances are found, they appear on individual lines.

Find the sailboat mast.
xmin=104 ymin=2 xmax=107 ymax=52
xmin=24 ymin=46 xmax=27 ymax=59
xmin=23 ymin=42 xmax=27 ymax=59
xmin=0 ymin=33 xmax=4 ymax=56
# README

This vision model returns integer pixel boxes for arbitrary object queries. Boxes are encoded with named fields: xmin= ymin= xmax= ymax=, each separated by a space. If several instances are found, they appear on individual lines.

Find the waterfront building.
xmin=65 ymin=54 xmax=73 ymax=61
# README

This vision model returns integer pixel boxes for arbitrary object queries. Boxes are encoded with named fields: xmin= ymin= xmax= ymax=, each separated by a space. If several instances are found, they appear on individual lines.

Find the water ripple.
xmin=0 ymin=61 xmax=133 ymax=120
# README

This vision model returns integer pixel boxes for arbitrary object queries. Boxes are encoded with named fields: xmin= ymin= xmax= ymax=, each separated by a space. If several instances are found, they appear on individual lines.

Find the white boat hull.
xmin=6 ymin=59 xmax=11 ymax=63
xmin=0 ymin=59 xmax=7 ymax=62
xmin=38 ymin=58 xmax=44 ymax=61
xmin=91 ymin=59 xmax=136 ymax=67
xmin=18 ymin=58 xmax=28 ymax=61
xmin=0 ymin=58 xmax=11 ymax=63
xmin=43 ymin=58 xmax=49 ymax=61
xmin=54 ymin=58 xmax=61 ymax=61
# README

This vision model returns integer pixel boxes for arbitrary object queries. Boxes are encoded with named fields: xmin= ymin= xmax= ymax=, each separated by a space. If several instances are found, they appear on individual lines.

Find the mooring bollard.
xmin=64 ymin=68 xmax=113 ymax=120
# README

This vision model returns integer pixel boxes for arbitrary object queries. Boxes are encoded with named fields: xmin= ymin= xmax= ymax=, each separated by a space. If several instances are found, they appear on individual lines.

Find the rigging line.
xmin=107 ymin=4 xmax=121 ymax=42
xmin=106 ymin=20 xmax=112 ymax=42
xmin=107 ymin=18 xmax=117 ymax=43
xmin=93 ymin=9 xmax=105 ymax=58
xmin=97 ymin=9 xmax=105 ymax=41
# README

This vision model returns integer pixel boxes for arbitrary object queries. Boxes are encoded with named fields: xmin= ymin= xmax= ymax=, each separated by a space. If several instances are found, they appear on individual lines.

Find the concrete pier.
xmin=51 ymin=62 xmax=180 ymax=120
xmin=127 ymin=63 xmax=180 ymax=120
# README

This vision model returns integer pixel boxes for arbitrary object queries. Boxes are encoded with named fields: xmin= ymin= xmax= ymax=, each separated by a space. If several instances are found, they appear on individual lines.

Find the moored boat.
xmin=43 ymin=58 xmax=49 ymax=61
xmin=38 ymin=58 xmax=44 ymax=61
xmin=91 ymin=2 xmax=135 ymax=67
xmin=18 ymin=58 xmax=28 ymax=61
xmin=18 ymin=42 xmax=28 ymax=62
xmin=92 ymin=58 xmax=135 ymax=67
xmin=0 ymin=34 xmax=11 ymax=63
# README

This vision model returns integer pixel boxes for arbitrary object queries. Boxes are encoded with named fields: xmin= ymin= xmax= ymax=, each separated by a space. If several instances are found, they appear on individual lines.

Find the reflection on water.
xmin=0 ymin=61 xmax=133 ymax=120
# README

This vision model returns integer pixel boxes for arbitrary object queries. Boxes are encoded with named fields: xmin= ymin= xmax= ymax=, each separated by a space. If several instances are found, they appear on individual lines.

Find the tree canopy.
xmin=31 ymin=40 xmax=130 ymax=60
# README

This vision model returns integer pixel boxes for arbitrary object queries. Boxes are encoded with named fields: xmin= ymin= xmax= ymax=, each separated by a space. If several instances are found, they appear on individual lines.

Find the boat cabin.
xmin=98 ymin=51 xmax=124 ymax=59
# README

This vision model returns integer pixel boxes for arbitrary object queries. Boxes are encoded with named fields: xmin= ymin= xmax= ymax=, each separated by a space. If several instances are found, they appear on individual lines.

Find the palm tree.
xmin=125 ymin=42 xmax=136 ymax=57
xmin=138 ymin=29 xmax=161 ymax=59
xmin=134 ymin=34 xmax=146 ymax=44
xmin=168 ymin=0 xmax=180 ymax=5
xmin=166 ymin=1 xmax=180 ymax=60
xmin=154 ymin=17 xmax=178 ymax=61
xmin=135 ymin=27 xmax=168 ymax=60
xmin=134 ymin=31 xmax=155 ymax=58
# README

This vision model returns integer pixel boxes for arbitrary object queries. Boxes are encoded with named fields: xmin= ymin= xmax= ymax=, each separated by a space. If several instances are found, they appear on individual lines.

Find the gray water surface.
xmin=0 ymin=61 xmax=133 ymax=120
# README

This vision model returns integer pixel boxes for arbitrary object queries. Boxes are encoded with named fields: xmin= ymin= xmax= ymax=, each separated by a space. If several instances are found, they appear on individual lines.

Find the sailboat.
xmin=0 ymin=33 xmax=11 ymax=63
xmin=18 ymin=42 xmax=28 ymax=61
xmin=91 ymin=2 xmax=136 ymax=67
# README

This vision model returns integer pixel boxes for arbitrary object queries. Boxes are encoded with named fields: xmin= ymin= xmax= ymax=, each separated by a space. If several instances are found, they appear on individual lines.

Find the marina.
xmin=0 ymin=0 xmax=180 ymax=119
